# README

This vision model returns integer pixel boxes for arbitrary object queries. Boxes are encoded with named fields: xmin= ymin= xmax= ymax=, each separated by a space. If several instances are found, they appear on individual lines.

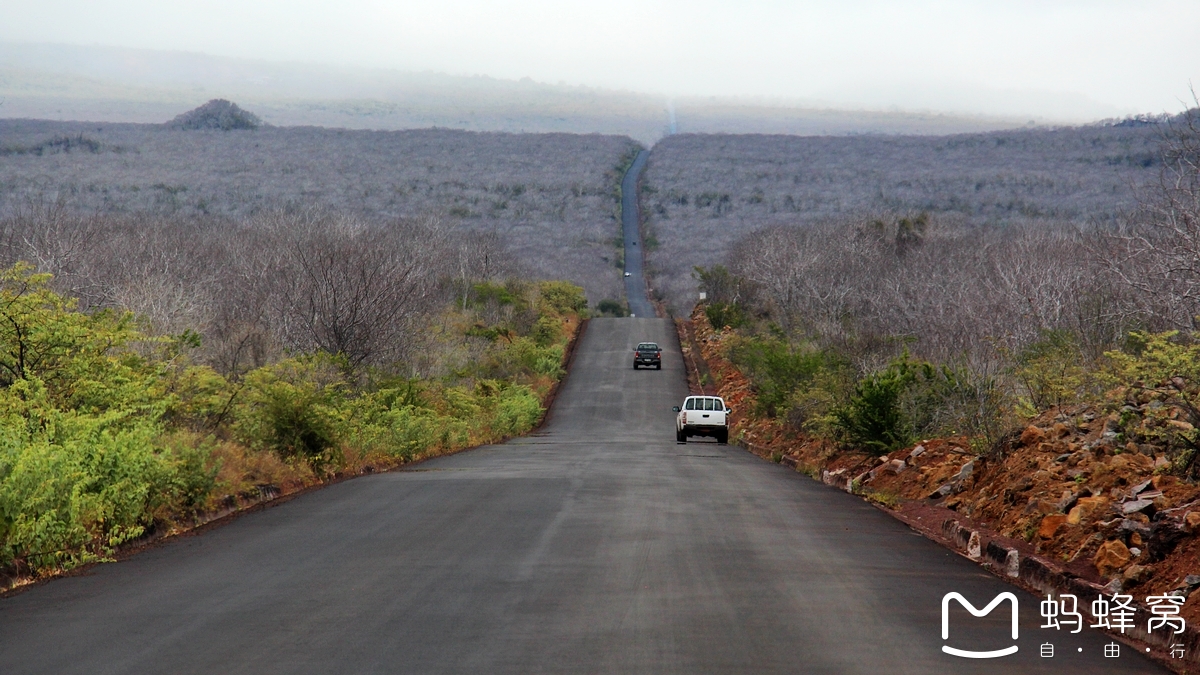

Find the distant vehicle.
xmin=673 ymin=395 xmax=730 ymax=444
xmin=624 ymin=272 xmax=631 ymax=277
xmin=633 ymin=342 xmax=661 ymax=369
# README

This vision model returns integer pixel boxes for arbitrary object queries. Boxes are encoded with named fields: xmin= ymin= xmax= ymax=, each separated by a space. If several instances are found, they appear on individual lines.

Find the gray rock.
xmin=1057 ymin=492 xmax=1079 ymax=513
xmin=1118 ymin=519 xmax=1152 ymax=536
xmin=954 ymin=460 xmax=975 ymax=481
xmin=1122 ymin=499 xmax=1154 ymax=515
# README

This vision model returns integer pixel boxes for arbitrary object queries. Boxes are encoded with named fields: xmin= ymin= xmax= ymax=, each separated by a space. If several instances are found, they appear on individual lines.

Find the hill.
xmin=641 ymin=123 xmax=1164 ymax=311
xmin=0 ymin=118 xmax=640 ymax=305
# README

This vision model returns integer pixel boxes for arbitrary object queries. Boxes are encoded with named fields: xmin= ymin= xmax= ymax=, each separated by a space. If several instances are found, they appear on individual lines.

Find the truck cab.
xmin=633 ymin=342 xmax=661 ymax=370
xmin=673 ymin=395 xmax=730 ymax=444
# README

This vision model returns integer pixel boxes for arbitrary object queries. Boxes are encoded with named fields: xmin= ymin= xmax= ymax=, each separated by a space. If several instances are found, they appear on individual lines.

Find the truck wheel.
xmin=717 ymin=431 xmax=728 ymax=445
xmin=656 ymin=363 xmax=661 ymax=370
xmin=633 ymin=363 xmax=638 ymax=370
xmin=677 ymin=430 xmax=686 ymax=443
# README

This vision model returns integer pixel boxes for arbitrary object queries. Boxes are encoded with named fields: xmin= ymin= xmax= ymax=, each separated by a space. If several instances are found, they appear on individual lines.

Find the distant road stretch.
xmin=622 ymin=149 xmax=654 ymax=317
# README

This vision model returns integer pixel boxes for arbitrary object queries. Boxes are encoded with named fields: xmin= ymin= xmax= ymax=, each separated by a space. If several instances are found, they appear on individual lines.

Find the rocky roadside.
xmin=682 ymin=306 xmax=1200 ymax=672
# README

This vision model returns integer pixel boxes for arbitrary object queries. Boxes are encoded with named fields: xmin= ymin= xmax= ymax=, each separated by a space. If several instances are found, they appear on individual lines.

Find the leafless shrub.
xmin=726 ymin=215 xmax=1134 ymax=370
xmin=642 ymin=124 xmax=1164 ymax=312
xmin=1098 ymin=105 xmax=1200 ymax=329
xmin=0 ymin=121 xmax=638 ymax=305
xmin=0 ymin=206 xmax=518 ymax=376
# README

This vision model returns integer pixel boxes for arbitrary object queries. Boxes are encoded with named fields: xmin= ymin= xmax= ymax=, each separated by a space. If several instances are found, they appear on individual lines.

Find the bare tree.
xmin=1101 ymin=104 xmax=1200 ymax=329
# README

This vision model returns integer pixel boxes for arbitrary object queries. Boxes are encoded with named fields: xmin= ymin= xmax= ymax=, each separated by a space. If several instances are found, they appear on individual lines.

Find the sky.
xmin=3 ymin=0 xmax=1198 ymax=120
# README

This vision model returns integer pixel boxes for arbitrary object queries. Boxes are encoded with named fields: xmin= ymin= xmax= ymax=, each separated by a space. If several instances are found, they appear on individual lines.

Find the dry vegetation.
xmin=0 ymin=202 xmax=591 ymax=582
xmin=0 ymin=117 xmax=640 ymax=305
xmin=676 ymin=108 xmax=1200 ymax=625
xmin=641 ymin=120 xmax=1165 ymax=311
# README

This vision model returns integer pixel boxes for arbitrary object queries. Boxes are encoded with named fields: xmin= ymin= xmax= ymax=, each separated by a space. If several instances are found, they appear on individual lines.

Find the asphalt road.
xmin=621 ymin=149 xmax=655 ymax=318
xmin=0 ymin=318 xmax=1166 ymax=674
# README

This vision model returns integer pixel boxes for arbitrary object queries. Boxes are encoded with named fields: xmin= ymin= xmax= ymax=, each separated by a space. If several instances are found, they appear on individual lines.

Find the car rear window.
xmin=638 ymin=343 xmax=658 ymax=351
xmin=684 ymin=397 xmax=725 ymax=410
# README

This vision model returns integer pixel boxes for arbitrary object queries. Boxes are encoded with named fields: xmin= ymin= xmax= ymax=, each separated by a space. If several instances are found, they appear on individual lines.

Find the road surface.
xmin=0 ymin=318 xmax=1165 ymax=673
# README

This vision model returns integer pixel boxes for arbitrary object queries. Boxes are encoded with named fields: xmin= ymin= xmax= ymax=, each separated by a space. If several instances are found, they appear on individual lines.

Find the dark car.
xmin=633 ymin=342 xmax=661 ymax=370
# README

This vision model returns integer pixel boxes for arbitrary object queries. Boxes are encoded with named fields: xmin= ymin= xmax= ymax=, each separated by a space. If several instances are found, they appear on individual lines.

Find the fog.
xmin=3 ymin=0 xmax=1198 ymax=122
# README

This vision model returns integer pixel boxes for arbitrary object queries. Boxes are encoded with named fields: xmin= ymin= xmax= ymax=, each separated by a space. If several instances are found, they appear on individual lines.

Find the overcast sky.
xmin=4 ymin=0 xmax=1198 ymax=120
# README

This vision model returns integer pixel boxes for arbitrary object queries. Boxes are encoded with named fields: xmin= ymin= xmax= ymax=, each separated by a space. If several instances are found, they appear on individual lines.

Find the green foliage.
xmin=728 ymin=337 xmax=838 ymax=417
xmin=705 ymin=302 xmax=746 ymax=330
xmin=0 ymin=264 xmax=145 ymax=406
xmin=829 ymin=354 xmax=1007 ymax=454
xmin=1103 ymin=331 xmax=1200 ymax=388
xmin=1101 ymin=331 xmax=1200 ymax=477
xmin=0 ymin=264 xmax=582 ymax=577
xmin=1012 ymin=330 xmax=1093 ymax=414
xmin=469 ymin=280 xmax=520 ymax=308
xmin=476 ymin=336 xmax=565 ymax=380
xmin=833 ymin=357 xmax=924 ymax=454
xmin=234 ymin=356 xmax=345 ymax=471
xmin=538 ymin=281 xmax=587 ymax=317
xmin=596 ymin=299 xmax=628 ymax=317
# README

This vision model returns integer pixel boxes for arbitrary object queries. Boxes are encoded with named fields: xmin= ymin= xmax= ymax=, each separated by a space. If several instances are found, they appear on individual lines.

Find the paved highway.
xmin=621 ymin=149 xmax=655 ymax=318
xmin=0 ymin=318 xmax=1165 ymax=673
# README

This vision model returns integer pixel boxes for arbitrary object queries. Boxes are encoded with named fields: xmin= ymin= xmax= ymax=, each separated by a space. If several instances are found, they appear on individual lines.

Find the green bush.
xmin=492 ymin=385 xmax=542 ymax=436
xmin=831 ymin=355 xmax=1006 ymax=454
xmin=0 ymin=416 xmax=183 ymax=568
xmin=729 ymin=337 xmax=837 ymax=417
xmin=1102 ymin=331 xmax=1200 ymax=477
xmin=0 ymin=264 xmax=581 ymax=576
xmin=596 ymin=299 xmax=627 ymax=317
xmin=1012 ymin=329 xmax=1093 ymax=414
xmin=705 ymin=302 xmax=746 ymax=330
xmin=538 ymin=281 xmax=587 ymax=316
xmin=832 ymin=356 xmax=925 ymax=454
xmin=348 ymin=393 xmax=467 ymax=460
xmin=234 ymin=357 xmax=345 ymax=470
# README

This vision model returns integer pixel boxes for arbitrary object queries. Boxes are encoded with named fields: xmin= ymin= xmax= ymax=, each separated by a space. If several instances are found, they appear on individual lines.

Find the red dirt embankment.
xmin=681 ymin=306 xmax=1200 ymax=672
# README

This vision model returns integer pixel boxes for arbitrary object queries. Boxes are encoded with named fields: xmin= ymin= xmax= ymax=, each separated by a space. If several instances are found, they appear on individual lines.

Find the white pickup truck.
xmin=673 ymin=395 xmax=730 ymax=444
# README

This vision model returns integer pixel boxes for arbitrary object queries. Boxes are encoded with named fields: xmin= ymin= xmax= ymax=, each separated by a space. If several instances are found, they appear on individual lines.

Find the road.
xmin=621 ymin=149 xmax=655 ymax=318
xmin=0 ymin=318 xmax=1166 ymax=674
